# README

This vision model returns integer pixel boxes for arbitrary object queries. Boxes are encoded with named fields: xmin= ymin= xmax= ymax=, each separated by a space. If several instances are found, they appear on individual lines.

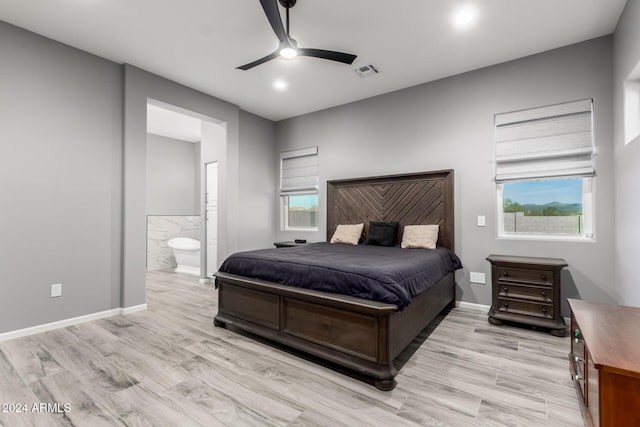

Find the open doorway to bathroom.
xmin=145 ymin=100 xmax=226 ymax=294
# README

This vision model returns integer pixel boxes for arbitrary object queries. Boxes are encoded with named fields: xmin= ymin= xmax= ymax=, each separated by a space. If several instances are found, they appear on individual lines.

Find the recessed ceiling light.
xmin=274 ymin=80 xmax=287 ymax=90
xmin=453 ymin=8 xmax=474 ymax=27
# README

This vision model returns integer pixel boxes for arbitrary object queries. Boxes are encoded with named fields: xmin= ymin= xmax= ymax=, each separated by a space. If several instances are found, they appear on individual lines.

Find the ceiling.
xmin=0 ymin=1 xmax=628 ymax=122
xmin=147 ymin=104 xmax=202 ymax=143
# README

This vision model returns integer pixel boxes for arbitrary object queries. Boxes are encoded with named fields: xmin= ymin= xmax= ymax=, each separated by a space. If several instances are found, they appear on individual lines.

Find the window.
xmin=280 ymin=147 xmax=318 ymax=230
xmin=283 ymin=193 xmax=318 ymax=229
xmin=495 ymin=99 xmax=595 ymax=239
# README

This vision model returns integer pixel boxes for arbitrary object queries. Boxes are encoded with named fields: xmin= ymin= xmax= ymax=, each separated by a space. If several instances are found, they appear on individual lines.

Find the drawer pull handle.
xmin=541 ymin=275 xmax=547 ymax=281
xmin=574 ymin=337 xmax=581 ymax=344
xmin=503 ymin=302 xmax=509 ymax=307
xmin=541 ymin=291 xmax=546 ymax=297
xmin=503 ymin=287 xmax=508 ymax=293
xmin=503 ymin=272 xmax=509 ymax=277
xmin=542 ymin=308 xmax=547 ymax=313
xmin=574 ymin=356 xmax=583 ymax=363
xmin=574 ymin=374 xmax=582 ymax=381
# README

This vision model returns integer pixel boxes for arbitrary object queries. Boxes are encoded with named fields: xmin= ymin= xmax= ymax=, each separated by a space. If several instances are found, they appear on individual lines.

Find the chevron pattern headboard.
xmin=326 ymin=170 xmax=454 ymax=252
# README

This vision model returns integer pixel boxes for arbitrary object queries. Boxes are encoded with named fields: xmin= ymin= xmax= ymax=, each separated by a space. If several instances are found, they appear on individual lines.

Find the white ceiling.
xmin=0 ymin=0 xmax=628 ymax=121
xmin=147 ymin=104 xmax=202 ymax=143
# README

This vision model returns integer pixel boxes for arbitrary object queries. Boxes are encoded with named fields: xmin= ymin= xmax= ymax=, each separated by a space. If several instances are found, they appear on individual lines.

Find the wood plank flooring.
xmin=0 ymin=270 xmax=583 ymax=426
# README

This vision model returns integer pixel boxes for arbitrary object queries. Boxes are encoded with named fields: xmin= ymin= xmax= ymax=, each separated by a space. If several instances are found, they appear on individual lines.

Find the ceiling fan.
xmin=237 ymin=0 xmax=357 ymax=70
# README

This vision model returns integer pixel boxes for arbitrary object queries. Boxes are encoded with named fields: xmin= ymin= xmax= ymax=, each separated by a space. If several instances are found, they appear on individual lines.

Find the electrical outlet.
xmin=51 ymin=283 xmax=62 ymax=298
xmin=470 ymin=272 xmax=486 ymax=284
xmin=477 ymin=215 xmax=486 ymax=227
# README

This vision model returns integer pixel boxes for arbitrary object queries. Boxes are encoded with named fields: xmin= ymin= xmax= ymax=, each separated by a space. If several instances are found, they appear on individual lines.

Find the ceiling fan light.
xmin=280 ymin=46 xmax=298 ymax=59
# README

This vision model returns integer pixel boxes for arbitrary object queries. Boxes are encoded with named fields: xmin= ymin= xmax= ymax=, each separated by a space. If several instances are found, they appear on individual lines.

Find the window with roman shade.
xmin=280 ymin=146 xmax=319 ymax=194
xmin=494 ymin=99 xmax=595 ymax=182
xmin=280 ymin=146 xmax=319 ymax=230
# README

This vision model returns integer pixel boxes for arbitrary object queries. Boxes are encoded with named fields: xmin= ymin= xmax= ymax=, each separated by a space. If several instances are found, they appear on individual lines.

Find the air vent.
xmin=354 ymin=64 xmax=379 ymax=78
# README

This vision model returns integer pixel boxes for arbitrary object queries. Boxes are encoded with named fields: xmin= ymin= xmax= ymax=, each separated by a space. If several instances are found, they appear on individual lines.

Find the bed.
xmin=213 ymin=170 xmax=458 ymax=390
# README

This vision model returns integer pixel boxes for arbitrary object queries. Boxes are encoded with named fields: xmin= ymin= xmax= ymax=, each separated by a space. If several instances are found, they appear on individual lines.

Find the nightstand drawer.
xmin=499 ymin=283 xmax=553 ymax=303
xmin=497 ymin=267 xmax=553 ymax=286
xmin=497 ymin=297 xmax=553 ymax=319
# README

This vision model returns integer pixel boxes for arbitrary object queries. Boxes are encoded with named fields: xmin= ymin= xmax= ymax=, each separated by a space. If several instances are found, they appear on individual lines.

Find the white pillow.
xmin=330 ymin=223 xmax=364 ymax=245
xmin=401 ymin=225 xmax=439 ymax=249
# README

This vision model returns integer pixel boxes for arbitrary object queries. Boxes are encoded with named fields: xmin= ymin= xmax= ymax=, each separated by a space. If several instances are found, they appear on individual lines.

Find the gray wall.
xmin=614 ymin=0 xmax=640 ymax=307
xmin=146 ymin=133 xmax=197 ymax=215
xmin=0 ymin=20 xmax=276 ymax=334
xmin=0 ymin=21 xmax=123 ymax=333
xmin=275 ymin=36 xmax=616 ymax=313
xmin=238 ymin=110 xmax=277 ymax=252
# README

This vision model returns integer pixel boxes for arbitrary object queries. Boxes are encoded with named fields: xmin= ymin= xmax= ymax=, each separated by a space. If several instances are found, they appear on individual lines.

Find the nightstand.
xmin=486 ymin=254 xmax=568 ymax=336
xmin=273 ymin=241 xmax=310 ymax=248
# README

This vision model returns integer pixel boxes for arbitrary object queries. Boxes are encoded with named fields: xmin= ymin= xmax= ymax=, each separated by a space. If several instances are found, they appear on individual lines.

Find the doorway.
xmin=144 ymin=99 xmax=227 ymax=287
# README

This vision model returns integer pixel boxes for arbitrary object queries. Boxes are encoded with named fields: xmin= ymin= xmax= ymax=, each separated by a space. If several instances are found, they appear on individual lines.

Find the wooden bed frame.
xmin=214 ymin=170 xmax=455 ymax=390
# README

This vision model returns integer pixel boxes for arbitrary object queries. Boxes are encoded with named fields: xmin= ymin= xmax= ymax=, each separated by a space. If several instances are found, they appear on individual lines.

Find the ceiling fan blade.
xmin=298 ymin=48 xmax=357 ymax=65
xmin=236 ymin=50 xmax=280 ymax=70
xmin=259 ymin=0 xmax=288 ymax=43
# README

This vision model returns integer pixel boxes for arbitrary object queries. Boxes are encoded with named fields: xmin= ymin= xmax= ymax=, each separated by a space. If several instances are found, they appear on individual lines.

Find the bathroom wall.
xmin=147 ymin=215 xmax=200 ymax=270
xmin=146 ymin=133 xmax=202 ymax=271
xmin=146 ymin=133 xmax=198 ymax=216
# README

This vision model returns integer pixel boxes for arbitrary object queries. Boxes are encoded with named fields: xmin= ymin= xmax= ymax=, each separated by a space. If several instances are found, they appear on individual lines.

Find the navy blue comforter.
xmin=216 ymin=242 xmax=462 ymax=310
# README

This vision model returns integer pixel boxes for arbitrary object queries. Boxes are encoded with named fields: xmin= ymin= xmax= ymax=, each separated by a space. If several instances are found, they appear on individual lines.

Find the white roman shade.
xmin=280 ymin=146 xmax=318 ymax=193
xmin=495 ymin=99 xmax=595 ymax=182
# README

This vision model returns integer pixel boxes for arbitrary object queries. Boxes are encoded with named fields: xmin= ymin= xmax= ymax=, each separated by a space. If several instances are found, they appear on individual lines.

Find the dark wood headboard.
xmin=326 ymin=170 xmax=454 ymax=252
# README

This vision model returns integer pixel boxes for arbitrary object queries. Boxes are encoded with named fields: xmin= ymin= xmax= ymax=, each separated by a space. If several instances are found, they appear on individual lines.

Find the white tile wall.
xmin=146 ymin=216 xmax=200 ymax=271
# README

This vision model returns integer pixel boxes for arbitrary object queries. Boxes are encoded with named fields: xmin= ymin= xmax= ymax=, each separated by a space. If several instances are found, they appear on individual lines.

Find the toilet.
xmin=167 ymin=237 xmax=201 ymax=276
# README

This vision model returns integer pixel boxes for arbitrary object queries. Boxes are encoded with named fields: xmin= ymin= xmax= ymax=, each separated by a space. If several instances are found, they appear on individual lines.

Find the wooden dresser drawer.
xmin=497 ymin=266 xmax=553 ymax=286
xmin=570 ymin=354 xmax=586 ymax=403
xmin=497 ymin=297 xmax=553 ymax=319
xmin=499 ymin=283 xmax=553 ymax=303
xmin=570 ymin=317 xmax=588 ymax=405
xmin=569 ymin=299 xmax=640 ymax=427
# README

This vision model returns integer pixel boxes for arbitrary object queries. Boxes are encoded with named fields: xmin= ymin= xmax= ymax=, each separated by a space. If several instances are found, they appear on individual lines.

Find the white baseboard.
xmin=0 ymin=304 xmax=148 ymax=343
xmin=456 ymin=301 xmax=490 ymax=312
xmin=120 ymin=304 xmax=148 ymax=315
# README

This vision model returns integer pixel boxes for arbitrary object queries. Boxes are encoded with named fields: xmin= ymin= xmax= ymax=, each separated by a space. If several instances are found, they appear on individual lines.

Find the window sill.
xmin=497 ymin=234 xmax=594 ymax=243
xmin=282 ymin=227 xmax=318 ymax=232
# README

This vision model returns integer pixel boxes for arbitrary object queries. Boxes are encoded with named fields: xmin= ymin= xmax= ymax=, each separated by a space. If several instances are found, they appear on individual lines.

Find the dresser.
xmin=486 ymin=254 xmax=567 ymax=336
xmin=568 ymin=299 xmax=640 ymax=427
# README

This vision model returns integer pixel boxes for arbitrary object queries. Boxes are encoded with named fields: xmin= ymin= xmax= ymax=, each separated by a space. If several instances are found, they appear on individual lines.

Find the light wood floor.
xmin=0 ymin=270 xmax=583 ymax=426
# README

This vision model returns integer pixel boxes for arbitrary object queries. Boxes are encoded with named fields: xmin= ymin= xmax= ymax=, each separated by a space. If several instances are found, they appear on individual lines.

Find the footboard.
xmin=214 ymin=272 xmax=454 ymax=390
